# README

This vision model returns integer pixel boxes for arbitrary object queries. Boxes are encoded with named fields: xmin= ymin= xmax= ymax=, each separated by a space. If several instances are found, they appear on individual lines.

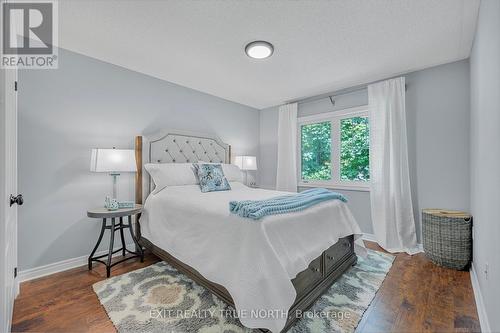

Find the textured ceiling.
xmin=58 ymin=0 xmax=480 ymax=109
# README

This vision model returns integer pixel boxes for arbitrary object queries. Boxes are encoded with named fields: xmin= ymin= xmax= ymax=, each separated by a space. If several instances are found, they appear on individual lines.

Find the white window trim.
xmin=297 ymin=105 xmax=370 ymax=192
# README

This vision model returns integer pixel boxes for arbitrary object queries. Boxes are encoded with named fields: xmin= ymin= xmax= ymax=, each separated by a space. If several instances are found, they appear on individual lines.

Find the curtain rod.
xmin=290 ymin=78 xmax=408 ymax=106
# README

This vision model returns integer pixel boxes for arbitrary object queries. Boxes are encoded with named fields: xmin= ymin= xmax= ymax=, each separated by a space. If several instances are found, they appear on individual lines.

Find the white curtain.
xmin=276 ymin=103 xmax=298 ymax=192
xmin=368 ymin=77 xmax=418 ymax=254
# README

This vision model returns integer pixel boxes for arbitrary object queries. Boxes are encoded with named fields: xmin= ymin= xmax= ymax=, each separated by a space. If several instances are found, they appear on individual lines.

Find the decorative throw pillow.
xmin=195 ymin=164 xmax=231 ymax=193
xmin=194 ymin=161 xmax=244 ymax=183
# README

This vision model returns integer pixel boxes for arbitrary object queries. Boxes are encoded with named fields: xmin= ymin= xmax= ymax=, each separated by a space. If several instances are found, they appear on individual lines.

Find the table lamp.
xmin=90 ymin=148 xmax=136 ymax=200
xmin=234 ymin=155 xmax=257 ymax=186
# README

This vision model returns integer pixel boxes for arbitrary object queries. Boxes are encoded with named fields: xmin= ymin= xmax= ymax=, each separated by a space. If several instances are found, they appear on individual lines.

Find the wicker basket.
xmin=422 ymin=209 xmax=472 ymax=270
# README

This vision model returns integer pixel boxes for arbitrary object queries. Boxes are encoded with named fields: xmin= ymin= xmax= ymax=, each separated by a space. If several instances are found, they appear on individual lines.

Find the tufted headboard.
xmin=134 ymin=130 xmax=231 ymax=203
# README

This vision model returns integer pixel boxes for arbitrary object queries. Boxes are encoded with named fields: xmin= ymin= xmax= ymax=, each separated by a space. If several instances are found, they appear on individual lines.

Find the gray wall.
xmin=18 ymin=48 xmax=260 ymax=271
xmin=259 ymin=60 xmax=471 ymax=241
xmin=470 ymin=0 xmax=500 ymax=330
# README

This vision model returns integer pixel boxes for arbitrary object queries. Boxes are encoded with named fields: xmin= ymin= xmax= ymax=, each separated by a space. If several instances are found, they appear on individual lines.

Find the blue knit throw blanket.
xmin=229 ymin=188 xmax=347 ymax=220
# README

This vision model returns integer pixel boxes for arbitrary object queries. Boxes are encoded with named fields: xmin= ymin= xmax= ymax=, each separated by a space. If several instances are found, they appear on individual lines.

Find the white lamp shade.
xmin=234 ymin=155 xmax=257 ymax=170
xmin=90 ymin=148 xmax=136 ymax=173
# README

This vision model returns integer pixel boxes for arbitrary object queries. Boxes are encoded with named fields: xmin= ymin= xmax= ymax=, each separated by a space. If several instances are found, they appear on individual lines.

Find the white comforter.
xmin=140 ymin=182 xmax=364 ymax=332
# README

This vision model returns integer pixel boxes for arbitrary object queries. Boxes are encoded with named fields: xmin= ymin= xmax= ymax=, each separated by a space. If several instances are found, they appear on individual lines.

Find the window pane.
xmin=340 ymin=117 xmax=370 ymax=181
xmin=301 ymin=122 xmax=331 ymax=181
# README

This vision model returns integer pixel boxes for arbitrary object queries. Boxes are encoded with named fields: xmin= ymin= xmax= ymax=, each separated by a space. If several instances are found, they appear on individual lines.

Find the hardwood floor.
xmin=357 ymin=242 xmax=480 ymax=333
xmin=12 ymin=254 xmax=160 ymax=333
xmin=11 ymin=242 xmax=480 ymax=333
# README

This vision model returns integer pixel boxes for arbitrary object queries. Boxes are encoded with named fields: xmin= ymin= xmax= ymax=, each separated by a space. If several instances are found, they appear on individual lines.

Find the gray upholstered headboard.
xmin=134 ymin=130 xmax=231 ymax=203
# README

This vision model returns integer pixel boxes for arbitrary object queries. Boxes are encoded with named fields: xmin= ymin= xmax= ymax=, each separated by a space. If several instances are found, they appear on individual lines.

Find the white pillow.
xmin=144 ymin=163 xmax=198 ymax=194
xmin=195 ymin=161 xmax=244 ymax=183
xmin=221 ymin=164 xmax=244 ymax=183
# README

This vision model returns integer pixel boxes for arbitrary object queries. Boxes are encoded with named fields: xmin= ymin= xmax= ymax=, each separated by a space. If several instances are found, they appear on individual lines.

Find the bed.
xmin=134 ymin=131 xmax=363 ymax=332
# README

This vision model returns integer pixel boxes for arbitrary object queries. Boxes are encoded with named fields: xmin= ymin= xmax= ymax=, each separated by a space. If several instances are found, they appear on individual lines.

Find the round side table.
xmin=87 ymin=204 xmax=144 ymax=277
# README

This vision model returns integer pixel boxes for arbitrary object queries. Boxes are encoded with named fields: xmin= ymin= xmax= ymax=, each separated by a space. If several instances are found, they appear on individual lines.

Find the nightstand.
xmin=87 ymin=204 xmax=144 ymax=277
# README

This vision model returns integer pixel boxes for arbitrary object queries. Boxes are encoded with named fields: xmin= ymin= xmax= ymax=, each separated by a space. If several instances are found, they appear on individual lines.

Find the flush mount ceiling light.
xmin=245 ymin=41 xmax=274 ymax=59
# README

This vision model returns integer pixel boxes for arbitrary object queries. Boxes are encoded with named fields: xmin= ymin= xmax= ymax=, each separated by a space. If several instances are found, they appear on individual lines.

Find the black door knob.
xmin=10 ymin=194 xmax=23 ymax=206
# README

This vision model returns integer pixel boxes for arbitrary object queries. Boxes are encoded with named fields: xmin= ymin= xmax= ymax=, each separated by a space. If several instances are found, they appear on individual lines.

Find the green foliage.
xmin=300 ymin=117 xmax=370 ymax=182
xmin=340 ymin=117 xmax=370 ymax=181
xmin=301 ymin=122 xmax=331 ymax=180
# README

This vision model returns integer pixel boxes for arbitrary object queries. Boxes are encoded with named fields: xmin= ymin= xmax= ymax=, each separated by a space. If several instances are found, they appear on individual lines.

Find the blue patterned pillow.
xmin=195 ymin=164 xmax=231 ymax=193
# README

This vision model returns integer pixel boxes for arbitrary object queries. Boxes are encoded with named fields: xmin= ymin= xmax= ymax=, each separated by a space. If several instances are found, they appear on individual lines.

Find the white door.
xmin=0 ymin=66 xmax=19 ymax=332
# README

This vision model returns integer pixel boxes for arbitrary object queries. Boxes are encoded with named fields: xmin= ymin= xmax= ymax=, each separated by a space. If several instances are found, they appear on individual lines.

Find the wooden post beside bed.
xmin=133 ymin=133 xmax=357 ymax=332
xmin=135 ymin=136 xmax=143 ymax=205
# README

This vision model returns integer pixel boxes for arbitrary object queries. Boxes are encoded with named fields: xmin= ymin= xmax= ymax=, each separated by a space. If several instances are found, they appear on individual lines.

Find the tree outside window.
xmin=301 ymin=122 xmax=331 ymax=181
xmin=340 ymin=117 xmax=369 ymax=181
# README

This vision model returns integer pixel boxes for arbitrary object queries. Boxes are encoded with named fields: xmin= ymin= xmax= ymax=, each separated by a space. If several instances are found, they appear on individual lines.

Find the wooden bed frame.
xmin=134 ymin=132 xmax=357 ymax=332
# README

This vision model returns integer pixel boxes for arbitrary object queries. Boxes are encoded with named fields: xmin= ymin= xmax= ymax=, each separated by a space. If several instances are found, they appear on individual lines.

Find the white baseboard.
xmin=362 ymin=233 xmax=423 ymax=253
xmin=470 ymin=264 xmax=491 ymax=332
xmin=17 ymin=243 xmax=135 ymax=283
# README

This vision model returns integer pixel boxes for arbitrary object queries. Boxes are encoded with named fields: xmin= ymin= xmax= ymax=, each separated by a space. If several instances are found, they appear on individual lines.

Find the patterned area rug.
xmin=93 ymin=250 xmax=394 ymax=333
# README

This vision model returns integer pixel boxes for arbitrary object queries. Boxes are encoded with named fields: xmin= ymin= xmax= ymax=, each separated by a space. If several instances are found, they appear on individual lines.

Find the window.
xmin=340 ymin=116 xmax=369 ymax=181
xmin=300 ymin=121 xmax=331 ymax=181
xmin=298 ymin=106 xmax=370 ymax=190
